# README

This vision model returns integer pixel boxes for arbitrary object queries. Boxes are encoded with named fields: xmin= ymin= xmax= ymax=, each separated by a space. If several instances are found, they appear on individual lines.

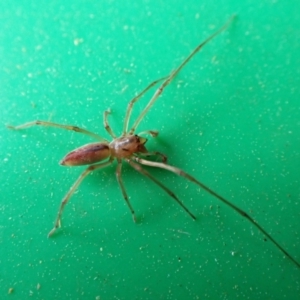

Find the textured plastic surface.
xmin=1 ymin=0 xmax=300 ymax=299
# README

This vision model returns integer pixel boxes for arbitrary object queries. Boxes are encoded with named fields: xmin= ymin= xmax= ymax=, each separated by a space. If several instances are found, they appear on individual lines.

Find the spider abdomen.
xmin=60 ymin=142 xmax=111 ymax=166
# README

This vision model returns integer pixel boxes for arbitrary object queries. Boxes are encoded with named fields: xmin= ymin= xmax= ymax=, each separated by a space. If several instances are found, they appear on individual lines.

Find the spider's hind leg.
xmin=48 ymin=158 xmax=114 ymax=237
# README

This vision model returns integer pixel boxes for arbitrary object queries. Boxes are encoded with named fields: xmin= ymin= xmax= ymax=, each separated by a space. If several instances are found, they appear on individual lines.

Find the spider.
xmin=7 ymin=16 xmax=300 ymax=269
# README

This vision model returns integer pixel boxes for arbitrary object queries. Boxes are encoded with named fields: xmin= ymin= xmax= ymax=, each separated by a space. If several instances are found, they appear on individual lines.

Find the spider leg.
xmin=133 ymin=157 xmax=300 ymax=269
xmin=122 ymin=76 xmax=168 ymax=136
xmin=48 ymin=158 xmax=114 ymax=237
xmin=136 ymin=151 xmax=168 ymax=163
xmin=116 ymin=160 xmax=136 ymax=222
xmin=129 ymin=15 xmax=235 ymax=135
xmin=128 ymin=159 xmax=196 ymax=220
xmin=137 ymin=130 xmax=159 ymax=137
xmin=103 ymin=110 xmax=117 ymax=139
xmin=7 ymin=120 xmax=106 ymax=141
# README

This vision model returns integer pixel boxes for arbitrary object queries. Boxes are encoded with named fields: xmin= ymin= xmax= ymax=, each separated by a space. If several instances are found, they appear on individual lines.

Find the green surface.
xmin=1 ymin=0 xmax=300 ymax=299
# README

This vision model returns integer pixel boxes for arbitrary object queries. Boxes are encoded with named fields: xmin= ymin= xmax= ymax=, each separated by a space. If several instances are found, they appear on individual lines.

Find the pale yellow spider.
xmin=8 ymin=16 xmax=300 ymax=269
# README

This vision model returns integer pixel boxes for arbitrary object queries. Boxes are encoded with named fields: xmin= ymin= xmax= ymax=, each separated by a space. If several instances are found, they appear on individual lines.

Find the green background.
xmin=1 ymin=0 xmax=300 ymax=299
